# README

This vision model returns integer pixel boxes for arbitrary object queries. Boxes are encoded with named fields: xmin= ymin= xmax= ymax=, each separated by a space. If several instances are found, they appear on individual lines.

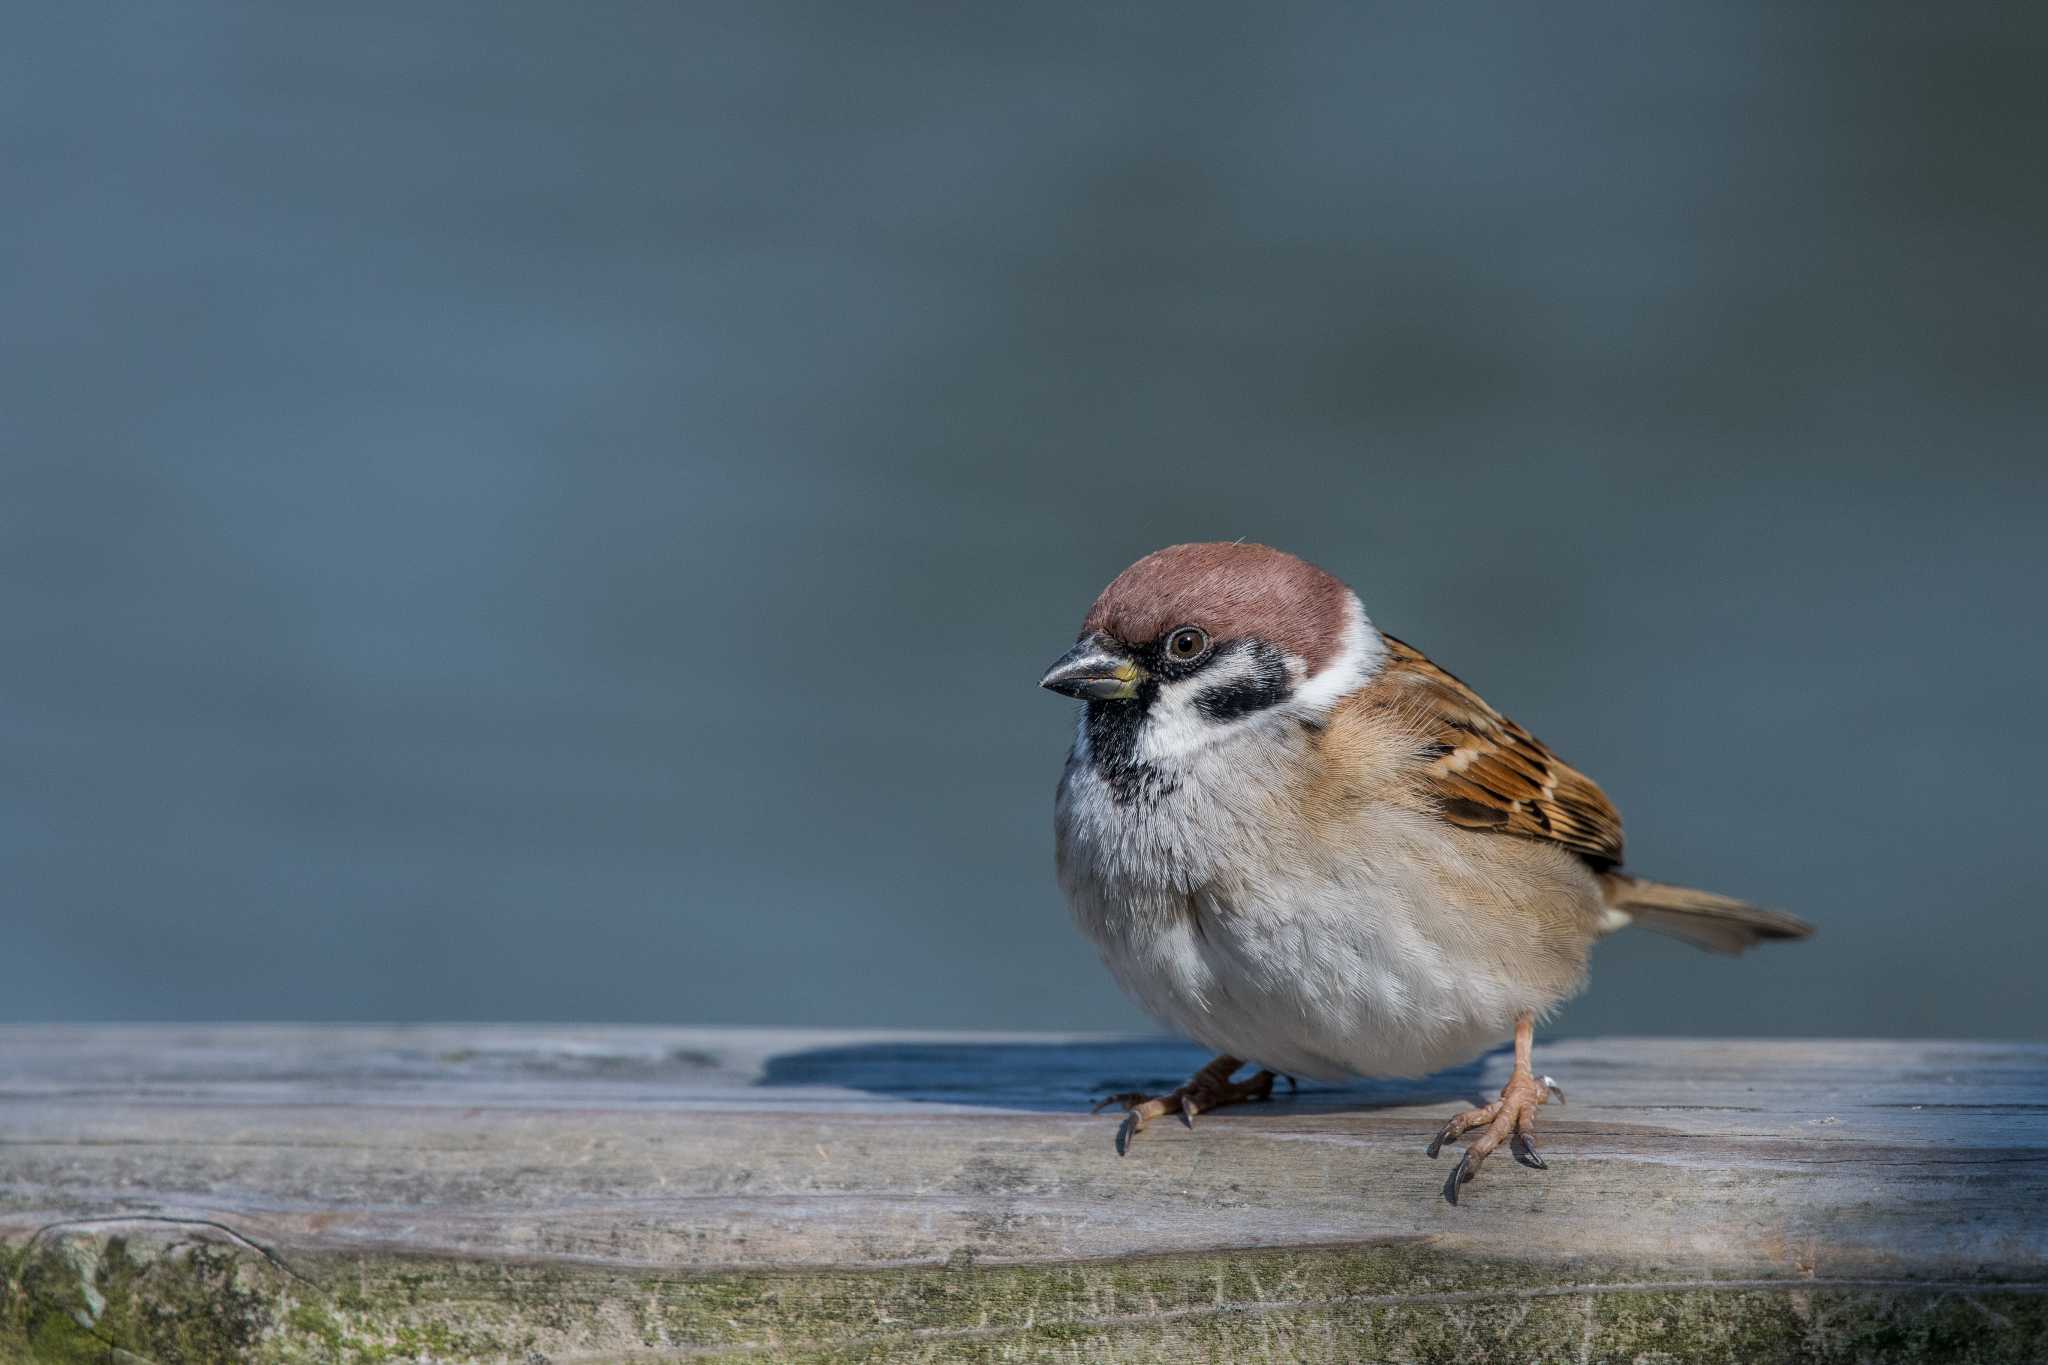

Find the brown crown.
xmin=1080 ymin=542 xmax=1351 ymax=672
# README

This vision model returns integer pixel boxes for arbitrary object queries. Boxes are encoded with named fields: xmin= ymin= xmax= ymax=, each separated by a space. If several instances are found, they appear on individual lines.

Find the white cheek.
xmin=1132 ymin=684 xmax=1213 ymax=764
xmin=1127 ymin=594 xmax=1385 ymax=766
xmin=1133 ymin=652 xmax=1263 ymax=765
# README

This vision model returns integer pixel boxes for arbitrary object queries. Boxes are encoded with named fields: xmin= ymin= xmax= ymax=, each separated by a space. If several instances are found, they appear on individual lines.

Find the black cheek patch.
xmin=1193 ymin=647 xmax=1292 ymax=722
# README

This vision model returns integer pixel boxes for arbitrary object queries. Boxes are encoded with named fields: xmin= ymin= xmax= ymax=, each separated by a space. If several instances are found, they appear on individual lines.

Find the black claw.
xmin=1283 ymin=1074 xmax=1298 ymax=1094
xmin=1115 ymin=1114 xmax=1137 ymax=1157
xmin=1442 ymin=1149 xmax=1473 ymax=1205
xmin=1426 ymin=1122 xmax=1455 ymax=1160
xmin=1511 ymin=1132 xmax=1548 ymax=1170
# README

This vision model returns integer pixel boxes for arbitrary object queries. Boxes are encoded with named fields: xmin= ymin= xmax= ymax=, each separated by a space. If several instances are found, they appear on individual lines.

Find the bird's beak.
xmin=1039 ymin=635 xmax=1145 ymax=702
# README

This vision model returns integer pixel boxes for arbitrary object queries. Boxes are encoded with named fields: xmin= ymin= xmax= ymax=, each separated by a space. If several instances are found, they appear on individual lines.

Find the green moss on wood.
xmin=4 ymin=1230 xmax=2043 ymax=1363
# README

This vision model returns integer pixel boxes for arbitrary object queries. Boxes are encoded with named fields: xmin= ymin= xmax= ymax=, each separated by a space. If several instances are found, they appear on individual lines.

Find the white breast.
xmin=1055 ymin=717 xmax=1593 ymax=1081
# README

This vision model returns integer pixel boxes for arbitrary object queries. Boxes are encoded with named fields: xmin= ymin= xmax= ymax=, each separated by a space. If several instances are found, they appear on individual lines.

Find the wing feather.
xmin=1366 ymin=634 xmax=1626 ymax=867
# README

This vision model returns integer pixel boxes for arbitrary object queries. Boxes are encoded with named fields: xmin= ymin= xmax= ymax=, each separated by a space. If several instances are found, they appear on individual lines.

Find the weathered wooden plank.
xmin=1 ymin=1027 xmax=2043 ymax=1361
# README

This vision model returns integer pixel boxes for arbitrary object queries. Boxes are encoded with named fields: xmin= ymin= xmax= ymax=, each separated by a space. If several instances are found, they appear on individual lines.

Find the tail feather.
xmin=1602 ymin=874 xmax=1814 ymax=955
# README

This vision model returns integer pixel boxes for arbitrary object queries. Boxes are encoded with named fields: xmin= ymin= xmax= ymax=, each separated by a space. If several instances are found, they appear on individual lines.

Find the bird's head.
xmin=1039 ymin=542 xmax=1384 ymax=767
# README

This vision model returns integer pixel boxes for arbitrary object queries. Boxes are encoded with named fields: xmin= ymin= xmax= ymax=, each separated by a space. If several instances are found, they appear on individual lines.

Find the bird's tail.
xmin=1601 ymin=874 xmax=1814 ymax=955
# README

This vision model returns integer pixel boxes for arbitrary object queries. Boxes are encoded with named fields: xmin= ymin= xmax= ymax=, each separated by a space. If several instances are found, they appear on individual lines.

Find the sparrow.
xmin=1040 ymin=542 xmax=1812 ymax=1203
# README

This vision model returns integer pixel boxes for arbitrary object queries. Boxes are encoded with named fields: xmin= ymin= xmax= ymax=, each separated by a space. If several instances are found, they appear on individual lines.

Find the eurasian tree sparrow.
xmin=1040 ymin=542 xmax=1812 ymax=1202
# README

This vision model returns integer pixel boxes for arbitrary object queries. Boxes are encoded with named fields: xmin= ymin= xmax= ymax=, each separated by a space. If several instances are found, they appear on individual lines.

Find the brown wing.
xmin=1370 ymin=633 xmax=1625 ymax=868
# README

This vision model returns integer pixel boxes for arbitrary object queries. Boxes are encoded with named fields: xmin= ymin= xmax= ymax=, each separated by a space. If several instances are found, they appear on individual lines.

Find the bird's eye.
xmin=1164 ymin=626 xmax=1210 ymax=662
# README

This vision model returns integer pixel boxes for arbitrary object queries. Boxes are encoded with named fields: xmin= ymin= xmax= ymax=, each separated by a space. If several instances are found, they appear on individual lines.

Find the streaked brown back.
xmin=1352 ymin=634 xmax=1626 ymax=868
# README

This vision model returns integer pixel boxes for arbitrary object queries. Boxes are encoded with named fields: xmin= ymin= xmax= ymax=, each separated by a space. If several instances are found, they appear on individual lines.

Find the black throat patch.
xmin=1082 ymin=682 xmax=1173 ymax=804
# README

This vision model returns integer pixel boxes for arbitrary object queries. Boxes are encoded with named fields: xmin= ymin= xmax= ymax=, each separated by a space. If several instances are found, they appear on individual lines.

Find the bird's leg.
xmin=1426 ymin=1011 xmax=1565 ymax=1204
xmin=1093 ymin=1054 xmax=1285 ymax=1156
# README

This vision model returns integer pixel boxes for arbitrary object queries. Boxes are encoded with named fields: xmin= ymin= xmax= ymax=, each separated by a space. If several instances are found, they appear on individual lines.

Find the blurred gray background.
xmin=4 ymin=4 xmax=2043 ymax=1039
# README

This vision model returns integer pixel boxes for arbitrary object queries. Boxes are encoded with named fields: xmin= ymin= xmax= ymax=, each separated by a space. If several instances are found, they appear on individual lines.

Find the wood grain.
xmin=1 ymin=1028 xmax=2043 ymax=1361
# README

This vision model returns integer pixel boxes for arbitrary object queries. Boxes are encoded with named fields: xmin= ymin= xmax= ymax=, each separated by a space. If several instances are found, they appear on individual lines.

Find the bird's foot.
xmin=1092 ymin=1055 xmax=1289 ymax=1155
xmin=1427 ymin=1069 xmax=1564 ymax=1204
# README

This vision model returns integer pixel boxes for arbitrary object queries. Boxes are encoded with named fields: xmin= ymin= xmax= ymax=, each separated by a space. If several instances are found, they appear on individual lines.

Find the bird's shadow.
xmin=756 ymin=1038 xmax=1497 ymax=1114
